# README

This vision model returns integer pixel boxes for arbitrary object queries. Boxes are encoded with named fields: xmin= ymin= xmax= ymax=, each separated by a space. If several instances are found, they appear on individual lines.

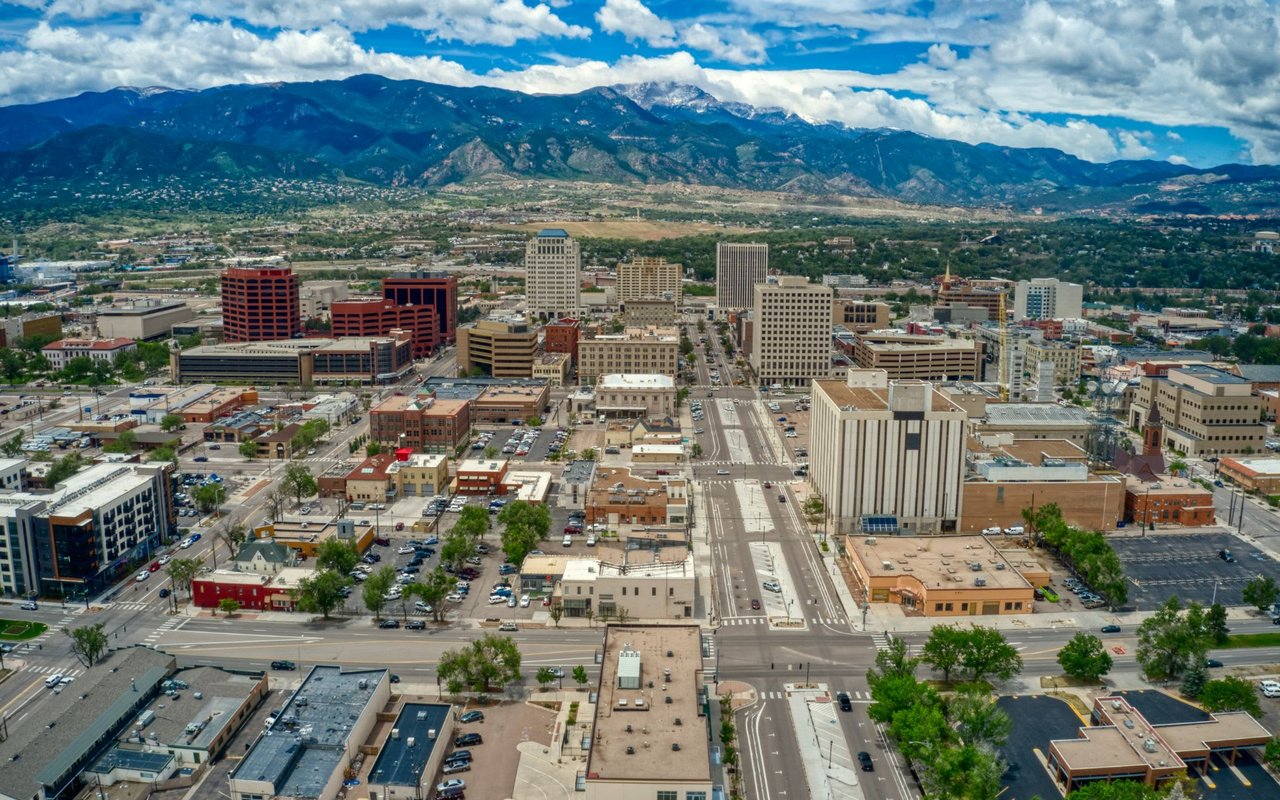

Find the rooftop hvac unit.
xmin=429 ymin=729 xmax=437 ymax=739
xmin=635 ymin=699 xmax=646 ymax=709
xmin=665 ymin=696 xmax=673 ymax=704
xmin=865 ymin=537 xmax=877 ymax=544
xmin=1143 ymin=739 xmax=1158 ymax=753
xmin=626 ymin=746 xmax=636 ymax=755
xmin=672 ymin=743 xmax=681 ymax=751
xmin=674 ymin=718 xmax=682 ymax=726
xmin=417 ymin=711 xmax=427 ymax=721
xmin=975 ymin=578 xmax=987 ymax=587
xmin=882 ymin=561 xmax=893 ymax=570
xmin=358 ymin=679 xmax=368 ymax=690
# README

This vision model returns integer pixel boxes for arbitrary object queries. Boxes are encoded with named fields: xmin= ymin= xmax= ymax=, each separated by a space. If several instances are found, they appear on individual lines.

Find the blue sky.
xmin=0 ymin=0 xmax=1277 ymax=166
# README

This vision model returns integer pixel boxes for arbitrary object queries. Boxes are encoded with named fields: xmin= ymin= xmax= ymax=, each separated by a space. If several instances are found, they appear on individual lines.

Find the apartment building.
xmin=0 ymin=462 xmax=177 ymax=597
xmin=457 ymin=317 xmax=538 ymax=378
xmin=851 ymin=331 xmax=982 ymax=382
xmin=811 ymin=370 xmax=967 ymax=534
xmin=525 ymin=229 xmax=580 ymax=320
xmin=832 ymin=300 xmax=890 ymax=333
xmin=750 ymin=276 xmax=833 ymax=386
xmin=220 ymin=265 xmax=301 ymax=342
xmin=1014 ymin=277 xmax=1084 ymax=321
xmin=369 ymin=394 xmax=471 ymax=453
xmin=1129 ymin=364 xmax=1269 ymax=457
xmin=578 ymin=326 xmax=680 ymax=385
xmin=1026 ymin=340 xmax=1082 ymax=386
xmin=716 ymin=241 xmax=768 ymax=309
xmin=616 ymin=256 xmax=681 ymax=303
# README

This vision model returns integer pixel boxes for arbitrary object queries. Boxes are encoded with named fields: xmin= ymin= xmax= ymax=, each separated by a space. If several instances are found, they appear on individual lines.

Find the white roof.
xmin=598 ymin=374 xmax=675 ymax=390
xmin=633 ymin=444 xmax=684 ymax=454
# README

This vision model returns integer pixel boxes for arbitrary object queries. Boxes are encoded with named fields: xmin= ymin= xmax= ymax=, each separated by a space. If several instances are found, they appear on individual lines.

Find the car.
xmin=398 ymin=545 xmax=415 ymax=554
xmin=45 ymin=673 xmax=64 ymax=688
xmin=454 ymin=732 xmax=483 ymax=746
xmin=717 ymin=469 xmax=731 ymax=475
xmin=19 ymin=600 xmax=38 ymax=611
xmin=436 ymin=779 xmax=466 ymax=794
xmin=750 ymin=599 xmax=761 ymax=611
xmin=507 ymin=595 xmax=517 ymax=607
xmin=158 ymin=587 xmax=171 ymax=598
xmin=148 ymin=561 xmax=162 ymax=572
xmin=190 ymin=533 xmax=201 ymax=543
xmin=271 ymin=660 xmax=297 ymax=671
xmin=378 ymin=619 xmax=401 ymax=629
xmin=395 ymin=522 xmax=405 ymax=531
xmin=448 ymin=749 xmax=474 ymax=764
xmin=857 ymin=751 xmax=874 ymax=772
xmin=586 ymin=535 xmax=597 ymax=547
xmin=460 ymin=710 xmax=485 ymax=723
xmin=981 ymin=526 xmax=1002 ymax=535
xmin=499 ymin=564 xmax=517 ymax=575
xmin=1205 ymin=658 xmax=1224 ymax=668
xmin=193 ymin=456 xmax=208 ymax=462
xmin=762 ymin=580 xmax=782 ymax=593
xmin=1004 ymin=525 xmax=1025 ymax=535
xmin=446 ymin=593 xmax=465 ymax=602
xmin=1101 ymin=625 xmax=1121 ymax=634
xmin=1261 ymin=681 xmax=1280 ymax=697
xmin=520 ymin=595 xmax=531 ymax=607
xmin=488 ymin=595 xmax=508 ymax=605
xmin=405 ymin=620 xmax=426 ymax=630
xmin=499 ymin=621 xmax=519 ymax=631
xmin=491 ymin=586 xmax=512 ymax=596
xmin=442 ymin=761 xmax=471 ymax=775
xmin=135 ymin=569 xmax=151 ymax=582
xmin=837 ymin=692 xmax=852 ymax=712
xmin=466 ymin=556 xmax=482 ymax=566
xmin=778 ymin=494 xmax=787 ymax=503
xmin=415 ymin=600 xmax=433 ymax=612
xmin=563 ymin=535 xmax=573 ymax=547
xmin=424 ymin=536 xmax=439 ymax=545
xmin=179 ymin=538 xmax=194 ymax=549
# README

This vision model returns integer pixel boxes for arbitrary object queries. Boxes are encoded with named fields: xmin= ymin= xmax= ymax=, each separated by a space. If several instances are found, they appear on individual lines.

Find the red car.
xmin=751 ymin=599 xmax=761 ymax=611
xmin=148 ymin=561 xmax=162 ymax=572
xmin=395 ymin=522 xmax=405 ymax=531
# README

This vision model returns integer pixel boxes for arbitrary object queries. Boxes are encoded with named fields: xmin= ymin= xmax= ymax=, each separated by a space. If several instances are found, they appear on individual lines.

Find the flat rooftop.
xmin=478 ymin=385 xmax=547 ymax=402
xmin=981 ymin=403 xmax=1094 ymax=425
xmin=587 ymin=625 xmax=709 ymax=784
xmin=1170 ymin=364 xmax=1247 ymax=384
xmin=597 ymin=374 xmax=676 ymax=389
xmin=814 ymin=380 xmax=960 ymax=413
xmin=129 ymin=667 xmax=263 ymax=751
xmin=562 ymin=460 xmax=597 ymax=483
xmin=1221 ymin=456 xmax=1280 ymax=477
xmin=367 ymin=703 xmax=450 ymax=788
xmin=233 ymin=665 xmax=387 ymax=798
xmin=849 ymin=535 xmax=1039 ymax=590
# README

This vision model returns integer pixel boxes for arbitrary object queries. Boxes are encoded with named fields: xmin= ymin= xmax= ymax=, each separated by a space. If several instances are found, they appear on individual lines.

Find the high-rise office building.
xmin=750 ymin=276 xmax=833 ymax=386
xmin=221 ymin=265 xmax=301 ymax=342
xmin=716 ymin=242 xmax=768 ymax=309
xmin=381 ymin=272 xmax=459 ymax=344
xmin=1014 ymin=278 xmax=1084 ymax=321
xmin=617 ymin=257 xmax=681 ymax=303
xmin=525 ymin=229 xmax=580 ymax=320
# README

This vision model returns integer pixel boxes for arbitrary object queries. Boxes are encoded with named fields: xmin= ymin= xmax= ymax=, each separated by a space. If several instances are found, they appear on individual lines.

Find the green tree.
xmin=572 ymin=664 xmax=589 ymax=688
xmin=484 ymin=445 xmax=498 ymax=460
xmin=456 ymin=505 xmax=492 ymax=539
xmin=1243 ymin=575 xmax=1279 ymax=613
xmin=1200 ymin=676 xmax=1263 ymax=717
xmin=1 ymin=432 xmax=23 ymax=458
xmin=102 ymin=429 xmax=137 ymax=454
xmin=1135 ymin=596 xmax=1210 ymax=681
xmin=1265 ymin=737 xmax=1280 ymax=771
xmin=159 ymin=413 xmax=185 ymax=432
xmin=217 ymin=598 xmax=241 ymax=616
xmin=405 ymin=567 xmax=453 ymax=624
xmin=946 ymin=689 xmax=1012 ymax=749
xmin=691 ymin=442 xmax=703 ymax=459
xmin=67 ymin=623 xmax=109 ymax=667
xmin=315 ymin=539 xmax=359 ymax=574
xmin=960 ymin=626 xmax=1023 ymax=683
xmin=148 ymin=445 xmax=177 ymax=463
xmin=46 ymin=452 xmax=86 ymax=487
xmin=535 ymin=667 xmax=557 ymax=689
xmin=1206 ymin=602 xmax=1230 ymax=645
xmin=362 ymin=566 xmax=397 ymax=620
xmin=366 ymin=441 xmax=382 ymax=457
xmin=296 ymin=570 xmax=351 ymax=620
xmin=922 ymin=744 xmax=1005 ymax=800
xmin=192 ymin=481 xmax=227 ymax=514
xmin=441 ymin=531 xmax=477 ymax=570
xmin=239 ymin=440 xmax=260 ymax=459
xmin=282 ymin=462 xmax=317 ymax=505
xmin=921 ymin=624 xmax=968 ymax=684
xmin=1057 ymin=632 xmax=1113 ymax=682
xmin=165 ymin=557 xmax=202 ymax=603
xmin=436 ymin=633 xmax=523 ymax=693
xmin=550 ymin=604 xmax=563 ymax=628
xmin=498 ymin=500 xmax=551 ymax=565
xmin=889 ymin=701 xmax=949 ymax=761
xmin=1180 ymin=662 xmax=1208 ymax=699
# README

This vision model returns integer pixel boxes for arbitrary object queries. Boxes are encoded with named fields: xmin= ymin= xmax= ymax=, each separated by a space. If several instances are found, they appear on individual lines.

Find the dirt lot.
xmin=503 ymin=220 xmax=736 ymax=240
xmin=439 ymin=700 xmax=558 ymax=800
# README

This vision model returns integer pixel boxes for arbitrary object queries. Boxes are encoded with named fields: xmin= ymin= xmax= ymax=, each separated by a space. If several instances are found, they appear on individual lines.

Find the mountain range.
xmin=1 ymin=74 xmax=1277 ymax=214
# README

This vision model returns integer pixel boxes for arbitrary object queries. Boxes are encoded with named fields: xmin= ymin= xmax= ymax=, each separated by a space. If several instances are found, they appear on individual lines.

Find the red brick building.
xmin=370 ymin=394 xmax=471 ymax=454
xmin=381 ymin=272 xmax=459 ymax=344
xmin=455 ymin=457 xmax=509 ymax=495
xmin=331 ymin=298 xmax=440 ymax=358
xmin=543 ymin=318 xmax=581 ymax=366
xmin=221 ymin=265 xmax=301 ymax=342
xmin=1124 ymin=477 xmax=1217 ymax=528
xmin=191 ymin=571 xmax=299 ymax=611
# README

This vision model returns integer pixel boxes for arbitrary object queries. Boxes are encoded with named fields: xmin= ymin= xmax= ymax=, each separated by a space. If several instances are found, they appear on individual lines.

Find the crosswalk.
xmin=111 ymin=601 xmax=152 ymax=612
xmin=758 ymin=689 xmax=872 ymax=701
xmin=871 ymin=632 xmax=893 ymax=651
xmin=720 ymin=616 xmax=845 ymax=627
xmin=144 ymin=616 xmax=184 ymax=645
xmin=26 ymin=613 xmax=79 ymax=647
xmin=24 ymin=664 xmax=83 ymax=677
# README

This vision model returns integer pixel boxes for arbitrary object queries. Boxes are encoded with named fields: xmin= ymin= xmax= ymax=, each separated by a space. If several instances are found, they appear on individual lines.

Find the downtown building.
xmin=331 ymin=272 xmax=458 ymax=358
xmin=525 ymin=229 xmax=580 ymax=320
xmin=716 ymin=241 xmax=768 ymax=309
xmin=1014 ymin=277 xmax=1084 ymax=321
xmin=810 ymin=369 xmax=967 ymax=534
xmin=750 ymin=276 xmax=834 ymax=386
xmin=220 ymin=265 xmax=301 ymax=342
xmin=578 ymin=326 xmax=680 ymax=385
xmin=616 ymin=256 xmax=682 ymax=304
xmin=0 ymin=462 xmax=177 ymax=597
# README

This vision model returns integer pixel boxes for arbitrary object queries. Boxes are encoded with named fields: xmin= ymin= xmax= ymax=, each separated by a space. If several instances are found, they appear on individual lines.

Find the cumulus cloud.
xmin=596 ymin=0 xmax=676 ymax=47
xmin=596 ymin=0 xmax=766 ymax=65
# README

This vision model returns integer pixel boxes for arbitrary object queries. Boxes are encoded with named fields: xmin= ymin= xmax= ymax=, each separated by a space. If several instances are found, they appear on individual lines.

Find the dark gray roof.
xmin=367 ymin=704 xmax=450 ymax=788
xmin=1173 ymin=364 xmax=1246 ymax=384
xmin=1236 ymin=365 xmax=1280 ymax=383
xmin=562 ymin=460 xmax=597 ymax=483
xmin=235 ymin=539 xmax=292 ymax=565
xmin=131 ymin=666 xmax=263 ymax=751
xmin=0 ymin=647 xmax=175 ymax=800
xmin=86 ymin=748 xmax=174 ymax=777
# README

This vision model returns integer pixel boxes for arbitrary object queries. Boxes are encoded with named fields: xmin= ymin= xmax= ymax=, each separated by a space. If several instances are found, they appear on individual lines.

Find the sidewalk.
xmin=785 ymin=683 xmax=864 ymax=800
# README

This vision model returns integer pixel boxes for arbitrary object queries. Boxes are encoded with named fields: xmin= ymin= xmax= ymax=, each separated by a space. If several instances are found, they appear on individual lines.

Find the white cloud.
xmin=596 ymin=0 xmax=676 ymax=47
xmin=1166 ymin=131 xmax=1183 ymax=142
xmin=1168 ymin=155 xmax=1189 ymax=165
xmin=677 ymin=23 xmax=767 ymax=65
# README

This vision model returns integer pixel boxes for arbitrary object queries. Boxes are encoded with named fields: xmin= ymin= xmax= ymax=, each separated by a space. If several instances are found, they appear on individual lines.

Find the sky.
xmin=0 ymin=0 xmax=1277 ymax=167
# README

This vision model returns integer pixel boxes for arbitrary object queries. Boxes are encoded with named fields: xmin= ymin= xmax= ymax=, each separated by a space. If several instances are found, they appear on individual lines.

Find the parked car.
xmin=460 ymin=710 xmax=485 ymax=723
xmin=442 ymin=760 xmax=471 ymax=775
xmin=270 ymin=660 xmax=297 ymax=671
xmin=405 ymin=620 xmax=426 ymax=630
xmin=436 ymin=779 xmax=466 ymax=796
xmin=762 ymin=580 xmax=782 ymax=593
xmin=454 ymin=732 xmax=482 ymax=746
xmin=378 ymin=619 xmax=401 ymax=629
xmin=1101 ymin=625 xmax=1121 ymax=634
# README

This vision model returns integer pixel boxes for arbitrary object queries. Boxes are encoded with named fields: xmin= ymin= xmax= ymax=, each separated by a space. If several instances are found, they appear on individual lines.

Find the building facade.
xmin=832 ymin=300 xmax=891 ymax=333
xmin=220 ymin=265 xmax=301 ymax=342
xmin=96 ymin=301 xmax=195 ymax=341
xmin=594 ymin=374 xmax=677 ymax=419
xmin=586 ymin=467 xmax=689 ymax=528
xmin=1014 ymin=277 xmax=1084 ymax=321
xmin=716 ymin=241 xmax=768 ymax=309
xmin=457 ymin=317 xmax=538 ymax=378
xmin=381 ymin=271 xmax=458 ymax=344
xmin=852 ymin=333 xmax=982 ymax=382
xmin=617 ymin=257 xmax=681 ymax=304
xmin=525 ymin=229 xmax=580 ymax=320
xmin=750 ymin=277 xmax=834 ymax=386
xmin=543 ymin=317 xmax=581 ymax=366
xmin=42 ymin=337 xmax=137 ymax=370
xmin=1026 ymin=340 xmax=1083 ymax=386
xmin=330 ymin=298 xmax=439 ymax=358
xmin=1129 ymin=365 xmax=1269 ymax=457
xmin=172 ymin=335 xmax=413 ymax=386
xmin=0 ymin=310 xmax=62 ymax=348
xmin=811 ymin=370 xmax=966 ymax=534
xmin=370 ymin=395 xmax=471 ymax=453
xmin=578 ymin=327 xmax=680 ymax=385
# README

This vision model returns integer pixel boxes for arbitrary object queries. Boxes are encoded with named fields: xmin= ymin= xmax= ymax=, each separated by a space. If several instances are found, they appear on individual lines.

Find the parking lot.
xmin=437 ymin=699 xmax=557 ymax=800
xmin=997 ymin=695 xmax=1084 ymax=800
xmin=1109 ymin=532 xmax=1280 ymax=608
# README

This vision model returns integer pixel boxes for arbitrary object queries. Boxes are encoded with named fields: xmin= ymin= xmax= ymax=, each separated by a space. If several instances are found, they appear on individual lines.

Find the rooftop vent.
xmin=1143 ymin=738 xmax=1158 ymax=753
xmin=626 ymin=746 xmax=636 ymax=755
xmin=665 ymin=696 xmax=673 ymax=704
xmin=674 ymin=718 xmax=682 ymax=726
xmin=672 ymin=743 xmax=681 ymax=751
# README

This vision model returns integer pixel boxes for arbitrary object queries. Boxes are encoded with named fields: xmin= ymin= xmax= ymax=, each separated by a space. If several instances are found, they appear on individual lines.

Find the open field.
xmin=501 ymin=219 xmax=747 ymax=240
xmin=0 ymin=619 xmax=48 ymax=641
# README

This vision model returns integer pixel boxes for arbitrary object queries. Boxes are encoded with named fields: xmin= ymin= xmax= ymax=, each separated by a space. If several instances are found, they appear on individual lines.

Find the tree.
xmin=1 ymin=432 xmax=23 ymax=458
xmin=1207 ymin=602 xmax=1230 ymax=645
xmin=363 ymin=566 xmax=397 ymax=620
xmin=46 ymin=453 xmax=86 ymax=487
xmin=193 ymin=482 xmax=227 ymax=514
xmin=239 ymin=440 xmax=260 ymax=459
xmin=159 ymin=413 xmax=185 ymax=432
xmin=889 ymin=701 xmax=949 ymax=761
xmin=406 ymin=567 xmax=453 ymax=624
xmin=801 ymin=495 xmax=825 ymax=534
xmin=265 ymin=489 xmax=287 ymax=522
xmin=921 ymin=625 xmax=968 ymax=684
xmin=922 ymin=744 xmax=1005 ymax=800
xmin=103 ymin=429 xmax=137 ymax=454
xmin=366 ymin=441 xmax=382 ymax=457
xmin=1265 ymin=737 xmax=1280 ymax=771
xmin=691 ymin=443 xmax=703 ymax=459
xmin=456 ymin=505 xmax=492 ymax=539
xmin=148 ymin=445 xmax=177 ymax=463
xmin=315 ymin=539 xmax=359 ymax=574
xmin=1135 ymin=596 xmax=1210 ymax=682
xmin=296 ymin=570 xmax=351 ymax=620
xmin=217 ymin=598 xmax=241 ymax=616
xmin=1180 ymin=662 xmax=1208 ymax=699
xmin=165 ymin=557 xmax=202 ymax=602
xmin=572 ymin=664 xmax=589 ymax=688
xmin=961 ymin=626 xmax=1023 ymax=683
xmin=437 ymin=633 xmax=523 ymax=693
xmin=946 ymin=689 xmax=1011 ymax=749
xmin=550 ymin=604 xmax=563 ymax=628
xmin=484 ymin=445 xmax=498 ymax=460
xmin=1243 ymin=575 xmax=1279 ymax=613
xmin=441 ymin=532 xmax=476 ymax=570
xmin=535 ymin=667 xmax=557 ymax=689
xmin=212 ymin=520 xmax=248 ymax=568
xmin=1200 ymin=676 xmax=1263 ymax=717
xmin=498 ymin=500 xmax=551 ymax=565
xmin=67 ymin=623 xmax=109 ymax=667
xmin=282 ymin=462 xmax=317 ymax=505
xmin=1057 ymin=632 xmax=1113 ymax=682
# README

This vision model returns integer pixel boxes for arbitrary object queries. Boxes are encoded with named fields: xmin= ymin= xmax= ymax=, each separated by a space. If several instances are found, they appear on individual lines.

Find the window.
xmin=657 ymin=792 xmax=678 ymax=800
xmin=935 ymin=603 xmax=944 ymax=612
xmin=686 ymin=793 xmax=707 ymax=800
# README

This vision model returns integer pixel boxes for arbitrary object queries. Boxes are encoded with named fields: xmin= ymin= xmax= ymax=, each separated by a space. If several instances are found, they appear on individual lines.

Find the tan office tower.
xmin=716 ymin=242 xmax=768 ymax=309
xmin=525 ymin=229 xmax=580 ymax=320
xmin=750 ymin=276 xmax=833 ymax=386
xmin=617 ymin=256 xmax=682 ymax=303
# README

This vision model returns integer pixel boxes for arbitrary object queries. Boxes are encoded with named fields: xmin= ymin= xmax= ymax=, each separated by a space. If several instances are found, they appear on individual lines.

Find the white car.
xmin=762 ymin=580 xmax=782 ymax=593
xmin=520 ymin=595 xmax=531 ymax=607
xmin=981 ymin=526 xmax=1002 ymax=535
xmin=415 ymin=600 xmax=433 ymax=613
xmin=397 ymin=546 xmax=415 ymax=554
xmin=384 ymin=590 xmax=402 ymax=601
xmin=446 ymin=593 xmax=465 ymax=602
xmin=1260 ymin=680 xmax=1280 ymax=696
xmin=179 ymin=538 xmax=194 ymax=549
xmin=1004 ymin=525 xmax=1025 ymax=535
xmin=157 ymin=555 xmax=171 ymax=565
xmin=135 ymin=570 xmax=151 ymax=582
xmin=488 ymin=595 xmax=508 ymax=605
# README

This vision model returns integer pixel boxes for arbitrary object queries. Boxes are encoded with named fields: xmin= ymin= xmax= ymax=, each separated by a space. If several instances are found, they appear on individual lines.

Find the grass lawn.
xmin=1221 ymin=632 xmax=1280 ymax=649
xmin=0 ymin=618 xmax=48 ymax=641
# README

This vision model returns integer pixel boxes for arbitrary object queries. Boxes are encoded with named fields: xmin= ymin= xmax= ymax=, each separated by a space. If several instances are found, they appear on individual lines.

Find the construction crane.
xmin=997 ymin=289 xmax=1009 ymax=402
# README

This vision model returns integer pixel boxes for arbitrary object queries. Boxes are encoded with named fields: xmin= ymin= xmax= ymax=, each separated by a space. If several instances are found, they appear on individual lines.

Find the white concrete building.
xmin=750 ymin=276 xmax=833 ymax=386
xmin=1014 ymin=278 xmax=1084 ymax=321
xmin=595 ymin=373 xmax=677 ymax=418
xmin=716 ymin=241 xmax=768 ymax=309
xmin=525 ymin=228 xmax=580 ymax=320
xmin=810 ymin=369 xmax=967 ymax=534
xmin=42 ymin=337 xmax=137 ymax=370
